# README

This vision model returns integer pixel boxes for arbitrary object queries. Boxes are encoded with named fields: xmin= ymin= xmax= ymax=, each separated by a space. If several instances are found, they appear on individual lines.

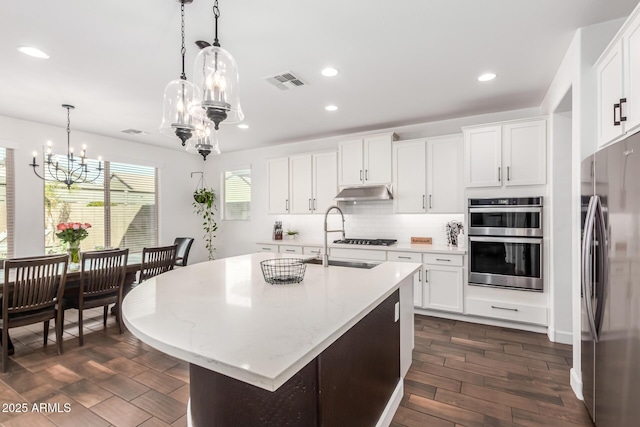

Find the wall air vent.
xmin=264 ymin=71 xmax=307 ymax=91
xmin=121 ymin=129 xmax=149 ymax=136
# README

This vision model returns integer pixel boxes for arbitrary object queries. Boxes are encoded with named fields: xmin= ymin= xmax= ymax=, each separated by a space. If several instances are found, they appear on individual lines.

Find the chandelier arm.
xmin=31 ymin=164 xmax=45 ymax=180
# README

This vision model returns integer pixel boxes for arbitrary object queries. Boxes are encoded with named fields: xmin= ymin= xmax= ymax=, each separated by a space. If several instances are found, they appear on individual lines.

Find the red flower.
xmin=57 ymin=223 xmax=67 ymax=231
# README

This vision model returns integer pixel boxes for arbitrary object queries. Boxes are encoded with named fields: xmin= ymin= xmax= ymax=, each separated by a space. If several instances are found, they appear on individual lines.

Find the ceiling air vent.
xmin=265 ymin=71 xmax=306 ymax=91
xmin=121 ymin=129 xmax=149 ymax=136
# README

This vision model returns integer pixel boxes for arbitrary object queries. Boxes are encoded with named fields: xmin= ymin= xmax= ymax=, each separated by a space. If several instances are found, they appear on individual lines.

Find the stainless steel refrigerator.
xmin=581 ymin=133 xmax=640 ymax=426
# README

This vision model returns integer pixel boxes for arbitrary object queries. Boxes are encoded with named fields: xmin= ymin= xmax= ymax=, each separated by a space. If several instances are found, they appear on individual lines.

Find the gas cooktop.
xmin=333 ymin=238 xmax=397 ymax=246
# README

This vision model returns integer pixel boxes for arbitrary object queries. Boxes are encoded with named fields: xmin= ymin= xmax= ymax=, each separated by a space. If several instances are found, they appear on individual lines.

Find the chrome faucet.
xmin=323 ymin=205 xmax=345 ymax=267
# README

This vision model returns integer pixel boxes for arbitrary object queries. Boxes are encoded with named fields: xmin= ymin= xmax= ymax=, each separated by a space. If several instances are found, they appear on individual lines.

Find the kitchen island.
xmin=122 ymin=252 xmax=420 ymax=427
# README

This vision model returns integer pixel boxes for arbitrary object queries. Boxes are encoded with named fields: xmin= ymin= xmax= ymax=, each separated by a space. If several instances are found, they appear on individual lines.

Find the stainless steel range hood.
xmin=334 ymin=185 xmax=393 ymax=201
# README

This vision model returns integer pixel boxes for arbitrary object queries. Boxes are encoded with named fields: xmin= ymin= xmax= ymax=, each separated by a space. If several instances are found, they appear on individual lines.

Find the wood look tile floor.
xmin=391 ymin=315 xmax=592 ymax=427
xmin=0 ymin=310 xmax=589 ymax=426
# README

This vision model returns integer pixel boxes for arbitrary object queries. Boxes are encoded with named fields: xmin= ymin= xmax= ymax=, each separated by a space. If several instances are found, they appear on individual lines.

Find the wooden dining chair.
xmin=173 ymin=237 xmax=194 ymax=267
xmin=64 ymin=249 xmax=129 ymax=346
xmin=1 ymin=254 xmax=68 ymax=372
xmin=139 ymin=244 xmax=177 ymax=283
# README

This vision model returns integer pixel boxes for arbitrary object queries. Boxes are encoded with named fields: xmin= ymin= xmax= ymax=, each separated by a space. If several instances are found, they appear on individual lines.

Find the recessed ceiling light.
xmin=237 ymin=124 xmax=249 ymax=129
xmin=478 ymin=73 xmax=497 ymax=82
xmin=17 ymin=46 xmax=50 ymax=59
xmin=325 ymin=105 xmax=338 ymax=111
xmin=321 ymin=67 xmax=339 ymax=77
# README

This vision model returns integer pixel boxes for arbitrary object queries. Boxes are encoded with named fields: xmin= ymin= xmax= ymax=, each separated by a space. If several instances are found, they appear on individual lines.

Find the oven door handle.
xmin=468 ymin=207 xmax=542 ymax=213
xmin=468 ymin=236 xmax=543 ymax=244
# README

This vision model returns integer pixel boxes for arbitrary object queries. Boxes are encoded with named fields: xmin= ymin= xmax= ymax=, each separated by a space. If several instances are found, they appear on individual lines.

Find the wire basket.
xmin=260 ymin=258 xmax=307 ymax=285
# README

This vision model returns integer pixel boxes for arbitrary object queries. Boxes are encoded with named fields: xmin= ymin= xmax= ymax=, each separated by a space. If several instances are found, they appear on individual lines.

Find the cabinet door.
xmin=503 ymin=119 xmax=546 ymax=186
xmin=338 ymin=139 xmax=364 ymax=186
xmin=464 ymin=126 xmax=502 ymax=187
xmin=427 ymin=134 xmax=463 ymax=213
xmin=423 ymin=265 xmax=463 ymax=313
xmin=597 ymin=39 xmax=625 ymax=148
xmin=313 ymin=151 xmax=338 ymax=213
xmin=364 ymin=134 xmax=392 ymax=184
xmin=268 ymin=158 xmax=289 ymax=214
xmin=413 ymin=270 xmax=423 ymax=307
xmin=289 ymin=154 xmax=313 ymax=214
xmin=393 ymin=140 xmax=426 ymax=213
xmin=624 ymin=13 xmax=640 ymax=131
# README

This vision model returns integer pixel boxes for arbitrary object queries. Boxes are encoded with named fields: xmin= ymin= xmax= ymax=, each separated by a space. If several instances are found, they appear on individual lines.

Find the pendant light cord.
xmin=213 ymin=0 xmax=220 ymax=47
xmin=66 ymin=106 xmax=71 ymax=173
xmin=180 ymin=1 xmax=187 ymax=80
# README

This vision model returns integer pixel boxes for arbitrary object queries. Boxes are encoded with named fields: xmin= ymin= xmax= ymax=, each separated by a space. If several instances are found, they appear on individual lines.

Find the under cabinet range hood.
xmin=334 ymin=185 xmax=393 ymax=201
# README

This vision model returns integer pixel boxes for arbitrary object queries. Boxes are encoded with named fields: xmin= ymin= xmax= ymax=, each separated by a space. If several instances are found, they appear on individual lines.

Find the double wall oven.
xmin=468 ymin=197 xmax=543 ymax=292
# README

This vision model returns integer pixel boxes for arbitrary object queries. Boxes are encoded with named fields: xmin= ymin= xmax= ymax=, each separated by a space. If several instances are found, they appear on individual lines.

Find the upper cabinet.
xmin=271 ymin=151 xmax=338 ymax=215
xmin=339 ymin=133 xmax=397 ymax=186
xmin=596 ymin=8 xmax=640 ymax=148
xmin=463 ymin=118 xmax=546 ymax=188
xmin=393 ymin=134 xmax=463 ymax=214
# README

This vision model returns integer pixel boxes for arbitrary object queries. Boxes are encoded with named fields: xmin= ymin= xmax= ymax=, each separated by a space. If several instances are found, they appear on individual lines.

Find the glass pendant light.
xmin=187 ymin=120 xmax=221 ymax=160
xmin=160 ymin=0 xmax=201 ymax=146
xmin=191 ymin=0 xmax=244 ymax=129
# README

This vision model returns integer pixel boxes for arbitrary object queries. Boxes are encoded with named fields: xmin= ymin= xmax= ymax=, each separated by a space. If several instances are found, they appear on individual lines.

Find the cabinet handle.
xmin=360 ymin=170 xmax=363 ymax=181
xmin=436 ymin=258 xmax=451 ymax=262
xmin=507 ymin=166 xmax=510 ymax=181
xmin=498 ymin=166 xmax=501 ymax=182
xmin=422 ymin=195 xmax=425 ymax=209
xmin=614 ymin=102 xmax=621 ymax=126
xmin=285 ymin=249 xmax=296 ymax=252
xmin=398 ymin=256 xmax=412 ymax=259
xmin=418 ymin=269 xmax=422 ymax=282
xmin=429 ymin=194 xmax=432 ymax=209
xmin=309 ymin=198 xmax=312 ymax=211
xmin=261 ymin=247 xmax=271 ymax=251
xmin=491 ymin=305 xmax=518 ymax=312
xmin=621 ymin=98 xmax=628 ymax=122
xmin=286 ymin=199 xmax=289 ymax=211
xmin=424 ymin=270 xmax=429 ymax=283
xmin=365 ymin=169 xmax=369 ymax=180
xmin=314 ymin=198 xmax=317 ymax=210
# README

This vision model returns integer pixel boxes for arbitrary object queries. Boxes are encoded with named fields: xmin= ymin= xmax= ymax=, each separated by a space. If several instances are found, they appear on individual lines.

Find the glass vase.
xmin=67 ymin=241 xmax=81 ymax=271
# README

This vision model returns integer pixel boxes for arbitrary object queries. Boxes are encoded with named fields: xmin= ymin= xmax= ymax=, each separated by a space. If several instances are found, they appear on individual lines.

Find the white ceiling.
xmin=0 ymin=0 xmax=637 ymax=153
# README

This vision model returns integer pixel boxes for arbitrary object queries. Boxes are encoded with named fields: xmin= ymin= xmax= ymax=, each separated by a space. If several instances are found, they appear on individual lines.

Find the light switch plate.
xmin=394 ymin=302 xmax=399 ymax=322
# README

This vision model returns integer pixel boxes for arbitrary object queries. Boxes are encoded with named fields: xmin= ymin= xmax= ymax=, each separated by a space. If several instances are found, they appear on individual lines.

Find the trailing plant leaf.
xmin=193 ymin=187 xmax=218 ymax=260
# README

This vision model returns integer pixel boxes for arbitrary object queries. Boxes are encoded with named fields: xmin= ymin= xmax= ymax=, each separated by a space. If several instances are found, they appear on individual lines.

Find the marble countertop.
xmin=122 ymin=252 xmax=420 ymax=392
xmin=257 ymin=239 xmax=467 ymax=255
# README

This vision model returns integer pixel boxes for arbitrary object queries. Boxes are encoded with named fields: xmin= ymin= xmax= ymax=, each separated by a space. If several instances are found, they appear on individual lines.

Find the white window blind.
xmin=0 ymin=148 xmax=13 ymax=259
xmin=224 ymin=168 xmax=251 ymax=220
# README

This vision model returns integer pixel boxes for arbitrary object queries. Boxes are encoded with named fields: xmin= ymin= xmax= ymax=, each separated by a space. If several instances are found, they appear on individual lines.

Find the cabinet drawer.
xmin=257 ymin=244 xmax=279 ymax=252
xmin=280 ymin=246 xmax=303 ymax=255
xmin=465 ymin=297 xmax=547 ymax=325
xmin=423 ymin=253 xmax=463 ymax=266
xmin=387 ymin=251 xmax=421 ymax=263
xmin=329 ymin=248 xmax=387 ymax=261
xmin=303 ymin=246 xmax=324 ymax=255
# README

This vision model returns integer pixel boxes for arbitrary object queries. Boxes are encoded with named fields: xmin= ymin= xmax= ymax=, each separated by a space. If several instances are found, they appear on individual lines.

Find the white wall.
xmin=206 ymin=107 xmax=539 ymax=258
xmin=0 ymin=115 xmax=209 ymax=264
xmin=540 ymin=17 xmax=626 ymax=400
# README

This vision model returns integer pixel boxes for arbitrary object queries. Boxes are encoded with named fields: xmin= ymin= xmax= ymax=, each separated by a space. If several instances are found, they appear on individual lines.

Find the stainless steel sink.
xmin=303 ymin=258 xmax=379 ymax=269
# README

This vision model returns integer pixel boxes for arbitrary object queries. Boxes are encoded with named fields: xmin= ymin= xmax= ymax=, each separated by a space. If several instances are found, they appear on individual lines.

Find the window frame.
xmin=221 ymin=166 xmax=251 ymax=221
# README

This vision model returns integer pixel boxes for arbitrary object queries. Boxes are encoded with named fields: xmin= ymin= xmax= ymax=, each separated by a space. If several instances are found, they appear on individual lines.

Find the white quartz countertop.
xmin=122 ymin=252 xmax=420 ymax=392
xmin=257 ymin=239 xmax=467 ymax=255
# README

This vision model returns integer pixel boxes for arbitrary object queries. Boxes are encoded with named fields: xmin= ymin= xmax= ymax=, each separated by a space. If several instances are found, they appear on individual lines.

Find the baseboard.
xmin=570 ymin=368 xmax=583 ymax=401
xmin=551 ymin=329 xmax=572 ymax=344
xmin=415 ymin=309 xmax=548 ymax=334
xmin=376 ymin=379 xmax=403 ymax=427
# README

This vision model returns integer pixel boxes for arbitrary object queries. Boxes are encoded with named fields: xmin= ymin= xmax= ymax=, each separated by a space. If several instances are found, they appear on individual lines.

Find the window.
xmin=223 ymin=168 xmax=251 ymax=220
xmin=0 ymin=148 xmax=14 ymax=259
xmin=44 ymin=158 xmax=157 ymax=254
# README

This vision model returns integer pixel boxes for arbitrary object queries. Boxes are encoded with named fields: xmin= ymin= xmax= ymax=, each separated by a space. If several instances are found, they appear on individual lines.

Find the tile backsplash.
xmin=275 ymin=201 xmax=464 ymax=246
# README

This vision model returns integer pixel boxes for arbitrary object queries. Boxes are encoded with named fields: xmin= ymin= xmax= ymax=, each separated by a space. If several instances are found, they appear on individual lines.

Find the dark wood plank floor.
xmin=0 ymin=310 xmax=589 ymax=426
xmin=391 ymin=315 xmax=592 ymax=427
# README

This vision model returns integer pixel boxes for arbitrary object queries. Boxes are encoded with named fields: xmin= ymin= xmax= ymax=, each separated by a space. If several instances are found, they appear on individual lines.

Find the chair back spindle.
xmin=140 ymin=245 xmax=177 ymax=282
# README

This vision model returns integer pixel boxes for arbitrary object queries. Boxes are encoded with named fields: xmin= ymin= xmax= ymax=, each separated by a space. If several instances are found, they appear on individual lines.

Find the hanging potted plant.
xmin=192 ymin=173 xmax=218 ymax=260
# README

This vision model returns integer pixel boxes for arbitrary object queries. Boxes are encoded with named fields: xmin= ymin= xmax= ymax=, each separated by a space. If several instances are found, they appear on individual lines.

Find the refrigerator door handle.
xmin=581 ymin=195 xmax=599 ymax=342
xmin=594 ymin=196 xmax=609 ymax=337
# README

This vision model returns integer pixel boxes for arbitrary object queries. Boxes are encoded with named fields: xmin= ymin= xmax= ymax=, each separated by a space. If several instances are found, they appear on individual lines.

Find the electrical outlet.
xmin=394 ymin=302 xmax=399 ymax=322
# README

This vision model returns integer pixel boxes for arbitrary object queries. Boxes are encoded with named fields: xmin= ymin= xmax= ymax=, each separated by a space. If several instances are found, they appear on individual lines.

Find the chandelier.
xmin=187 ymin=120 xmax=220 ymax=160
xmin=160 ymin=0 xmax=201 ymax=146
xmin=190 ymin=0 xmax=243 ymax=130
xmin=29 ymin=104 xmax=103 ymax=189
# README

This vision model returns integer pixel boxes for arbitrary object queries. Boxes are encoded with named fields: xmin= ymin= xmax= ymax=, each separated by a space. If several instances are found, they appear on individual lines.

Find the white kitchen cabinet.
xmin=393 ymin=139 xmax=426 ymax=213
xmin=387 ymin=251 xmax=423 ymax=306
xmin=289 ymin=154 xmax=313 ymax=214
xmin=427 ymin=134 xmax=463 ymax=213
xmin=268 ymin=157 xmax=289 ymax=214
xmin=596 ymin=7 xmax=640 ymax=148
xmin=463 ymin=118 xmax=546 ymax=188
xmin=312 ymin=151 xmax=338 ymax=213
xmin=422 ymin=264 xmax=464 ymax=313
xmin=257 ymin=244 xmax=279 ymax=252
xmin=338 ymin=133 xmax=396 ymax=186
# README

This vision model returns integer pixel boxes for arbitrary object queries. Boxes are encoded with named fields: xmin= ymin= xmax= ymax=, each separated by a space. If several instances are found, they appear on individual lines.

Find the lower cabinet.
xmin=422 ymin=265 xmax=464 ymax=313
